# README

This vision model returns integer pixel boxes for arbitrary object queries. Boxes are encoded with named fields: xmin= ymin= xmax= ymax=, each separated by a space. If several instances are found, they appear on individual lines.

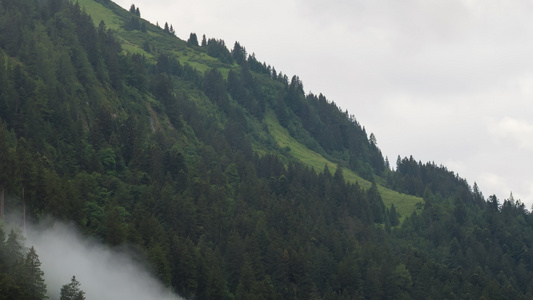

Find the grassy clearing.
xmin=77 ymin=0 xmax=123 ymax=29
xmin=270 ymin=118 xmax=368 ymax=185
xmin=79 ymin=0 xmax=234 ymax=77
xmin=379 ymin=186 xmax=423 ymax=222
xmin=265 ymin=110 xmax=423 ymax=220
xmin=265 ymin=110 xmax=369 ymax=186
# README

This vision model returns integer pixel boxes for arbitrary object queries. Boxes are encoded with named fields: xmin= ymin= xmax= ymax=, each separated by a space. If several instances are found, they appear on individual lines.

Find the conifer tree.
xmin=5 ymin=230 xmax=24 ymax=272
xmin=0 ymin=224 xmax=5 ymax=259
xmin=60 ymin=275 xmax=85 ymax=300
xmin=231 ymin=42 xmax=246 ymax=64
xmin=20 ymin=246 xmax=47 ymax=299
xmin=389 ymin=204 xmax=400 ymax=226
xmin=187 ymin=33 xmax=199 ymax=47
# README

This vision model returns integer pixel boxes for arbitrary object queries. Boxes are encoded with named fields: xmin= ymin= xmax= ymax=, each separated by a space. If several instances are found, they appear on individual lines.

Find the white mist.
xmin=25 ymin=222 xmax=182 ymax=300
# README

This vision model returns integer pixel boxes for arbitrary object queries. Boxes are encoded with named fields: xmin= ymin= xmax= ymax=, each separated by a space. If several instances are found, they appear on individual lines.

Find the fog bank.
xmin=26 ymin=222 xmax=182 ymax=300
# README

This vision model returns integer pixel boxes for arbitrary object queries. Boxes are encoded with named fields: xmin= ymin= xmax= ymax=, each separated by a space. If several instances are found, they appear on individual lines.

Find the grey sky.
xmin=112 ymin=0 xmax=533 ymax=207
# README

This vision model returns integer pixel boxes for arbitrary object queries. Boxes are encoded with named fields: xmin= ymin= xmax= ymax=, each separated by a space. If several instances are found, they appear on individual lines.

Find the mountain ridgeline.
xmin=0 ymin=0 xmax=533 ymax=299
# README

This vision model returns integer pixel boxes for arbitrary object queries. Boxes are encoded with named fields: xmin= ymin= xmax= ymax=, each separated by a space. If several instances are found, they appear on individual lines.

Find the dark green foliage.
xmin=5 ymin=230 xmax=24 ymax=272
xmin=0 ymin=229 xmax=48 ymax=299
xmin=155 ymin=53 xmax=182 ymax=76
xmin=0 ymin=0 xmax=532 ymax=299
xmin=149 ymin=73 xmax=182 ymax=129
xmin=247 ymin=53 xmax=271 ymax=75
xmin=124 ymin=15 xmax=141 ymax=31
xmin=60 ymin=275 xmax=85 ymax=300
xmin=368 ymin=182 xmax=385 ymax=223
xmin=268 ymin=77 xmax=385 ymax=177
xmin=187 ymin=32 xmax=199 ymax=47
xmin=128 ymin=4 xmax=140 ymax=17
xmin=206 ymin=38 xmax=233 ymax=64
xmin=20 ymin=246 xmax=47 ymax=299
xmin=203 ymin=68 xmax=229 ymax=108
xmin=226 ymin=64 xmax=265 ymax=118
xmin=391 ymin=155 xmax=476 ymax=203
xmin=231 ymin=41 xmax=246 ymax=64
xmin=389 ymin=203 xmax=400 ymax=226
xmin=163 ymin=22 xmax=175 ymax=36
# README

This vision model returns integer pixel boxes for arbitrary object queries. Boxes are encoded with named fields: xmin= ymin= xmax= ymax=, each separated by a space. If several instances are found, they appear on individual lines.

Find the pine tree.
xmin=20 ymin=246 xmax=47 ymax=299
xmin=231 ymin=42 xmax=246 ymax=64
xmin=5 ymin=230 xmax=24 ymax=272
xmin=389 ymin=204 xmax=400 ymax=226
xmin=60 ymin=275 xmax=86 ymax=300
xmin=187 ymin=33 xmax=199 ymax=47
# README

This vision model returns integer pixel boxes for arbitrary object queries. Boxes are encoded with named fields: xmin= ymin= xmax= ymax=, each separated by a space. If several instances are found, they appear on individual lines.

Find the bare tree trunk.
xmin=22 ymin=186 xmax=26 ymax=235
xmin=0 ymin=184 xmax=4 ymax=220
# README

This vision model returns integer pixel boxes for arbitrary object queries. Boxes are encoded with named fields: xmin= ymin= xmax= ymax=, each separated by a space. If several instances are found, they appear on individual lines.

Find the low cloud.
xmin=25 ymin=222 xmax=181 ymax=300
xmin=489 ymin=117 xmax=533 ymax=150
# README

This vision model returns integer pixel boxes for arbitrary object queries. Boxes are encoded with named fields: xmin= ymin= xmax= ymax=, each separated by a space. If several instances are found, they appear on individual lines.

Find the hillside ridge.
xmin=75 ymin=0 xmax=423 ymax=218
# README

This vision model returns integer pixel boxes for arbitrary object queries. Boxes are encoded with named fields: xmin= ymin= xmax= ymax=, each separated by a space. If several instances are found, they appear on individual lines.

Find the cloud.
xmin=26 ymin=222 xmax=181 ymax=300
xmin=478 ymin=172 xmax=512 ymax=199
xmin=489 ymin=117 xmax=533 ymax=150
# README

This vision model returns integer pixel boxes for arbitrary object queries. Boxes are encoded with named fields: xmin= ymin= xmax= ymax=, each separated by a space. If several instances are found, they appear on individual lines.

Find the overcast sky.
xmin=112 ymin=0 xmax=533 ymax=208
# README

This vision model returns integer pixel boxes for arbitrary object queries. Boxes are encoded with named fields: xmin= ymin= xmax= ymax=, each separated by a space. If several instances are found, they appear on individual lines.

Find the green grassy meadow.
xmin=77 ymin=0 xmax=123 ymax=29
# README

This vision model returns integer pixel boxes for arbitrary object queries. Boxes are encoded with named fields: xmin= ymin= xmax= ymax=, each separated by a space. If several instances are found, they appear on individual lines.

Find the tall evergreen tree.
xmin=187 ymin=33 xmax=199 ymax=47
xmin=20 ymin=246 xmax=47 ymax=299
xmin=5 ymin=230 xmax=24 ymax=273
xmin=389 ymin=203 xmax=400 ymax=226
xmin=231 ymin=42 xmax=246 ymax=64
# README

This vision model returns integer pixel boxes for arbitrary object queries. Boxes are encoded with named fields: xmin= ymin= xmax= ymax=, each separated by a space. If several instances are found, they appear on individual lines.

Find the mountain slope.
xmin=75 ymin=0 xmax=423 ymax=219
xmin=1 ymin=0 xmax=533 ymax=299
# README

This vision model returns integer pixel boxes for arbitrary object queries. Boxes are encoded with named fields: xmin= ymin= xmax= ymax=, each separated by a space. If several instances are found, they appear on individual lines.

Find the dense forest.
xmin=1 ymin=0 xmax=533 ymax=299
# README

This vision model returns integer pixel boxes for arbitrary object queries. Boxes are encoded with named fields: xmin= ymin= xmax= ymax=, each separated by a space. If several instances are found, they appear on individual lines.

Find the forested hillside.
xmin=0 ymin=0 xmax=533 ymax=299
